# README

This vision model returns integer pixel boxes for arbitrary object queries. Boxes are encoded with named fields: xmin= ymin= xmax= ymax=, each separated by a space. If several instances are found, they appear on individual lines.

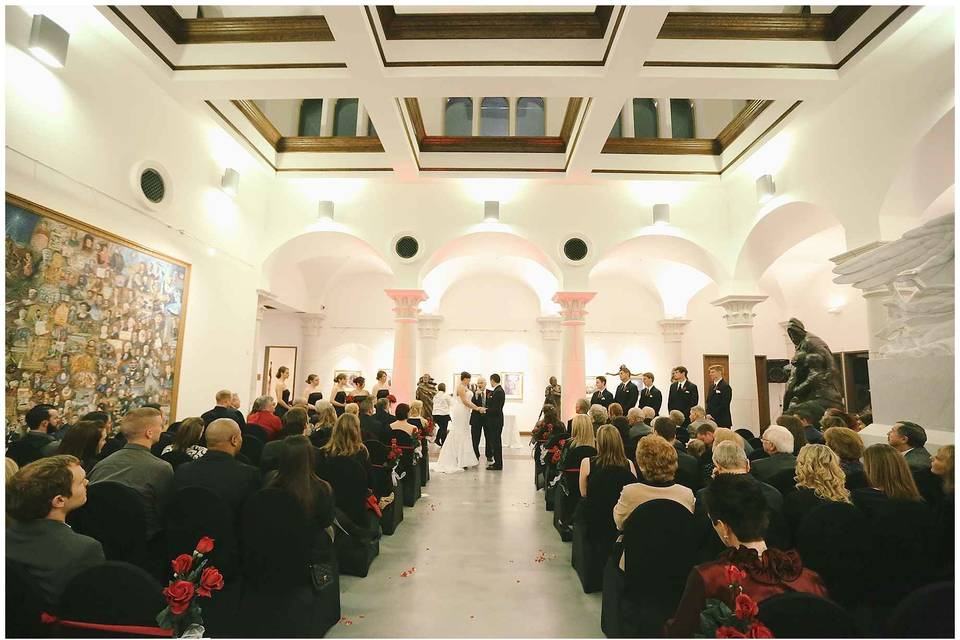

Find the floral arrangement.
xmin=548 ymin=438 xmax=567 ymax=465
xmin=531 ymin=421 xmax=555 ymax=442
xmin=421 ymin=419 xmax=435 ymax=437
xmin=699 ymin=565 xmax=774 ymax=638
xmin=412 ymin=427 xmax=423 ymax=443
xmin=156 ymin=536 xmax=224 ymax=637
xmin=386 ymin=438 xmax=402 ymax=466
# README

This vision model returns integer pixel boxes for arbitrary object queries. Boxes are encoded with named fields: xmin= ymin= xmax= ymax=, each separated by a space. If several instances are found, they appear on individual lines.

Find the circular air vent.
xmin=139 ymin=168 xmax=166 ymax=204
xmin=395 ymin=235 xmax=420 ymax=260
xmin=563 ymin=237 xmax=589 ymax=262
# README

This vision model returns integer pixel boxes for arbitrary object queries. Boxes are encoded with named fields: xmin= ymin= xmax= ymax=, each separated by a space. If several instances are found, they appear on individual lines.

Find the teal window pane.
xmin=480 ymin=97 xmax=509 ymax=136
xmin=671 ymin=99 xmax=695 ymax=139
xmin=368 ymin=119 xmax=377 ymax=137
xmin=333 ymin=98 xmax=359 ymax=137
xmin=610 ymin=114 xmax=622 ymax=138
xmin=516 ymin=97 xmax=545 ymax=136
xmin=297 ymin=99 xmax=323 ymax=136
xmin=633 ymin=98 xmax=658 ymax=138
xmin=444 ymin=98 xmax=472 ymax=136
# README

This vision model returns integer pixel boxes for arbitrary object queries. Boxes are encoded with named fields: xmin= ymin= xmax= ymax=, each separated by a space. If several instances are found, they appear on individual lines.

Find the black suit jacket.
xmin=705 ymin=379 xmax=733 ymax=427
xmin=667 ymin=381 xmax=699 ymax=425
xmin=200 ymin=405 xmax=246 ymax=431
xmin=173 ymin=450 xmax=261 ymax=514
xmin=638 ymin=385 xmax=663 ymax=414
xmin=470 ymin=390 xmax=486 ymax=428
xmin=485 ymin=386 xmax=505 ymax=427
xmin=361 ymin=413 xmax=392 ymax=444
xmin=613 ymin=381 xmax=640 ymax=412
xmin=590 ymin=389 xmax=614 ymax=409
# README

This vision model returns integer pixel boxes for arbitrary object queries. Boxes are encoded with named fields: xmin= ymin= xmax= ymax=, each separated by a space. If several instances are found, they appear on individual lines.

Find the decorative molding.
xmin=385 ymin=289 xmax=429 ymax=323
xmin=376 ymin=6 xmax=614 ymax=40
xmin=719 ymin=101 xmax=803 ymax=173
xmin=659 ymin=318 xmax=691 ymax=343
xmin=232 ymin=100 xmax=281 ymax=147
xmin=712 ymin=295 xmax=768 ymax=328
xmin=142 ymin=6 xmax=335 ymax=44
xmin=829 ymin=240 xmax=887 ymax=266
xmin=715 ymin=100 xmax=773 ymax=152
xmin=537 ymin=315 xmax=564 ymax=341
xmin=602 ymin=137 xmax=718 ymax=155
xmin=278 ymin=137 xmax=385 ymax=153
xmin=657 ymin=7 xmax=869 ymax=41
xmin=420 ymin=136 xmax=565 ymax=154
xmin=404 ymin=97 xmax=426 ymax=143
xmin=418 ymin=314 xmax=443 ymax=340
xmin=560 ymin=98 xmax=584 ymax=145
xmin=301 ymin=313 xmax=325 ymax=337
xmin=552 ymin=292 xmax=596 ymax=324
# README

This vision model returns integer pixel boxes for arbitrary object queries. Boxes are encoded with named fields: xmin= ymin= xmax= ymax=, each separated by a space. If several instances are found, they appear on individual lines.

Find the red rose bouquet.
xmin=698 ymin=564 xmax=774 ymax=638
xmin=548 ymin=438 xmax=566 ymax=465
xmin=421 ymin=419 xmax=435 ymax=437
xmin=156 ymin=536 xmax=225 ymax=637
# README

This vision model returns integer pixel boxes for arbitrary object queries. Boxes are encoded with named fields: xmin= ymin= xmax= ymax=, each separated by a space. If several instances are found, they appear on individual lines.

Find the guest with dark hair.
xmin=853 ymin=443 xmax=924 ymax=517
xmin=887 ymin=421 xmax=932 ymax=470
xmin=608 ymin=403 xmax=630 ymax=441
xmin=159 ymin=417 xmax=206 ymax=469
xmin=356 ymin=396 xmax=387 ymax=444
xmin=374 ymin=397 xmax=396 ymax=430
xmin=794 ymin=409 xmax=825 ymax=445
xmin=775 ymin=414 xmax=807 ymax=456
xmin=247 ymin=395 xmax=283 ymax=441
xmin=824 ymin=426 xmax=868 ymax=491
xmin=56 ymin=421 xmax=107 ymax=473
xmin=391 ymin=403 xmax=417 ymax=436
xmin=823 ymin=407 xmax=858 ymax=431
xmin=7 ymin=404 xmax=60 ymax=467
xmin=665 ymin=474 xmax=827 ymax=637
xmin=260 ymin=408 xmax=310 ymax=472
xmin=173 ymin=418 xmax=260 ymax=514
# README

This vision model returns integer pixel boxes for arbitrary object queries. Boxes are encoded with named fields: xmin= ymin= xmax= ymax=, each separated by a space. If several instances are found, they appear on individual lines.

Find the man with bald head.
xmin=88 ymin=408 xmax=173 ymax=540
xmin=201 ymin=390 xmax=246 ymax=431
xmin=174 ymin=418 xmax=260 ymax=513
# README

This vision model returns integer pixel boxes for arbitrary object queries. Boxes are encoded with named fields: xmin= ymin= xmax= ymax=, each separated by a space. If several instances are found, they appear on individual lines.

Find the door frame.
xmin=262 ymin=345 xmax=298 ymax=399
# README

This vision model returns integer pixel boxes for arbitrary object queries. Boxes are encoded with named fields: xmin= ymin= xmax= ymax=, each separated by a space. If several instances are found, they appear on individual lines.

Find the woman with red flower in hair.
xmin=665 ymin=474 xmax=828 ymax=637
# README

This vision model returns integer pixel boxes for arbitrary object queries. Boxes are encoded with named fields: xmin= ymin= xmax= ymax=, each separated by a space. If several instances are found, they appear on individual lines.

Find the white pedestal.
xmin=868 ymin=355 xmax=954 ymax=435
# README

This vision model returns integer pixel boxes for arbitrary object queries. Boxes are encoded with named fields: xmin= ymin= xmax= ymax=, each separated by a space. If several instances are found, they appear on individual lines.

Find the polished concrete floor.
xmin=328 ymin=451 xmax=602 ymax=638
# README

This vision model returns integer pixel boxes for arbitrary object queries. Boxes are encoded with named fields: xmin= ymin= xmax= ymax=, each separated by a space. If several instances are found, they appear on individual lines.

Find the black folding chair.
xmin=319 ymin=456 xmax=381 ymax=578
xmin=554 ymin=445 xmax=596 ymax=542
xmin=241 ymin=423 xmax=269 ymax=443
xmin=886 ymin=581 xmax=954 ymax=638
xmin=165 ymin=486 xmax=240 ymax=579
xmin=72 ymin=482 xmax=150 ymax=571
xmin=572 ymin=464 xmax=634 ymax=594
xmin=795 ymin=501 xmax=869 ymax=608
xmin=6 ymin=559 xmax=48 ymax=638
xmin=757 ymin=592 xmax=861 ymax=638
xmin=366 ymin=440 xmax=403 ymax=535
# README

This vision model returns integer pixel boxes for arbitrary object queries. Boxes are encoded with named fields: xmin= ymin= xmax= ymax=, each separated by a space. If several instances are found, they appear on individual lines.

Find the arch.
xmin=670 ymin=99 xmax=695 ymax=139
xmin=424 ymin=256 xmax=559 ymax=316
xmin=594 ymin=231 xmax=728 ymax=285
xmin=444 ymin=98 xmax=472 ymax=136
xmin=480 ymin=97 xmax=509 ymax=136
xmin=332 ymin=98 xmax=358 ymax=137
xmin=516 ymin=97 xmax=545 ymax=136
xmin=633 ymin=98 xmax=658 ymax=138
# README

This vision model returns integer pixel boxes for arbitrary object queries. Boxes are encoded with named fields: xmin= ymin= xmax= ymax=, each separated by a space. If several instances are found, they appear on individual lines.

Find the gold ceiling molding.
xmin=657 ymin=6 xmax=869 ymax=41
xmin=142 ymin=6 xmax=335 ymax=44
xmin=375 ymin=6 xmax=614 ymax=40
xmin=231 ymin=100 xmax=385 ymax=154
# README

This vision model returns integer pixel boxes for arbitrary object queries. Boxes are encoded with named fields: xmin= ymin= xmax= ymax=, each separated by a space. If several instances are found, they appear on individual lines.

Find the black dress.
xmin=581 ymin=458 xmax=635 ymax=546
xmin=275 ymin=389 xmax=291 ymax=418
xmin=376 ymin=389 xmax=390 ymax=400
xmin=307 ymin=391 xmax=324 ymax=406
xmin=334 ymin=391 xmax=347 ymax=416
xmin=783 ymin=487 xmax=832 ymax=539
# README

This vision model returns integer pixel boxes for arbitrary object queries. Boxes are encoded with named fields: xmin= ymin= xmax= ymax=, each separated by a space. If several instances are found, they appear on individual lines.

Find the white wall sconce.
xmin=29 ymin=14 xmax=70 ymax=68
xmin=653 ymin=203 xmax=670 ymax=226
xmin=318 ymin=200 xmax=335 ymax=221
xmin=220 ymin=168 xmax=239 ymax=197
xmin=484 ymin=200 xmax=500 ymax=222
xmin=756 ymin=174 xmax=776 ymax=204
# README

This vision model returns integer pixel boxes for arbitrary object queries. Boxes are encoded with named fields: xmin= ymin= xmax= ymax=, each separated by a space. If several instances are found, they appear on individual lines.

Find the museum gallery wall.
xmin=5 ymin=194 xmax=190 ymax=426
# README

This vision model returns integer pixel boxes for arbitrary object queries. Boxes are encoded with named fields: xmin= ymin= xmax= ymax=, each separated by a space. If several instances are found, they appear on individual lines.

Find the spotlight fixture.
xmin=28 ymin=14 xmax=69 ymax=68
xmin=206 ymin=247 xmax=217 ymax=257
xmin=653 ymin=203 xmax=670 ymax=226
xmin=220 ymin=168 xmax=239 ymax=197
xmin=756 ymin=174 xmax=776 ymax=204
xmin=318 ymin=200 xmax=335 ymax=221
xmin=483 ymin=200 xmax=500 ymax=222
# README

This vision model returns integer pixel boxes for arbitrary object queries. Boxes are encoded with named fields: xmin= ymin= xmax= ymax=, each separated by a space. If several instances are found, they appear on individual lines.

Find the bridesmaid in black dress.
xmin=351 ymin=376 xmax=369 ymax=404
xmin=372 ymin=370 xmax=391 ymax=400
xmin=330 ymin=373 xmax=348 ymax=416
xmin=274 ymin=366 xmax=292 ymax=418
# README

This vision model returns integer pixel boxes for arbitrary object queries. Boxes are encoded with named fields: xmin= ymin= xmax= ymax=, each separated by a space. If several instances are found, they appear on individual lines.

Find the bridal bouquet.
xmin=698 ymin=565 xmax=774 ymax=638
xmin=156 ymin=536 xmax=224 ymax=637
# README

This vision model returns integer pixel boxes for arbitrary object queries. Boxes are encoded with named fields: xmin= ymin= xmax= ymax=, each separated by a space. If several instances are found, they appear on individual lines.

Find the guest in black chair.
xmin=750 ymin=425 xmax=797 ymax=485
xmin=357 ymin=396 xmax=389 ymax=444
xmin=930 ymin=445 xmax=954 ymax=556
xmin=159 ymin=417 xmax=207 ymax=469
xmin=56 ymin=421 xmax=107 ymax=473
xmin=654 ymin=417 xmax=699 ymax=491
xmin=783 ymin=444 xmax=851 ymax=539
xmin=852 ymin=443 xmax=925 ymax=517
xmin=310 ymin=400 xmax=337 ymax=447
xmin=374 ymin=397 xmax=396 ymax=431
xmin=608 ymin=403 xmax=630 ymax=443
xmin=776 ymin=414 xmax=807 ymax=456
xmin=260 ymin=408 xmax=310 ymax=472
xmin=580 ymin=425 xmax=636 ymax=497
xmin=319 ymin=413 xmax=373 ymax=490
xmin=824 ymin=426 xmax=868 ymax=491
xmin=173 ymin=418 xmax=260 ymax=514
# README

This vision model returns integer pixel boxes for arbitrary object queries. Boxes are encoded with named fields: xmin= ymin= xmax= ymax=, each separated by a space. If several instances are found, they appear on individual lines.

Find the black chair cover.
xmin=165 ymin=486 xmax=240 ymax=578
xmin=241 ymin=424 xmax=268 ymax=443
xmin=554 ymin=445 xmax=597 ymax=541
xmin=365 ymin=440 xmax=403 ymax=536
xmin=757 ymin=592 xmax=861 ymax=638
xmin=864 ymin=499 xmax=936 ymax=606
xmin=391 ymin=430 xmax=421 ymax=507
xmin=72 ymin=482 xmax=149 ymax=570
xmin=795 ymin=501 xmax=869 ymax=608
xmin=6 ymin=559 xmax=48 ymax=638
xmin=239 ymin=434 xmax=264 ymax=466
xmin=572 ymin=463 xmax=635 ymax=594
xmin=58 ymin=561 xmax=166 ymax=637
xmin=886 ymin=581 xmax=954 ymax=638
xmin=318 ymin=456 xmax=381 ymax=577
xmin=767 ymin=467 xmax=798 ymax=496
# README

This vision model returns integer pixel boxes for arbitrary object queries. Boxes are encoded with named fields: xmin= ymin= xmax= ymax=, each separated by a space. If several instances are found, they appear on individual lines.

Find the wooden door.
xmin=702 ymin=355 xmax=729 ymax=391
xmin=262 ymin=346 xmax=298 ymax=398
xmin=701 ymin=354 xmax=771 ymax=431
xmin=755 ymin=355 xmax=770 ymax=431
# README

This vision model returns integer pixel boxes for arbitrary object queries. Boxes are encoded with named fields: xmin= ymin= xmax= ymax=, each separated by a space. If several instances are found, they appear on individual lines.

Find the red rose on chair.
xmin=716 ymin=625 xmax=748 ymax=638
xmin=746 ymin=621 xmax=774 ymax=638
xmin=734 ymin=593 xmax=759 ymax=620
xmin=171 ymin=554 xmax=193 ymax=577
xmin=162 ymin=580 xmax=195 ymax=615
xmin=195 ymin=536 xmax=215 ymax=554
xmin=197 ymin=567 xmax=224 ymax=597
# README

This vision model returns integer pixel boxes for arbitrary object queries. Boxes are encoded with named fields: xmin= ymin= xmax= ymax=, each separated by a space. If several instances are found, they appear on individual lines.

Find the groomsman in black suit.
xmin=484 ymin=374 xmax=506 ymax=470
xmin=470 ymin=377 xmax=487 ymax=461
xmin=638 ymin=372 xmax=663 ymax=415
xmin=667 ymin=366 xmax=699 ymax=428
xmin=705 ymin=365 xmax=733 ymax=428
xmin=590 ymin=376 xmax=614 ymax=409
xmin=613 ymin=365 xmax=640 ymax=412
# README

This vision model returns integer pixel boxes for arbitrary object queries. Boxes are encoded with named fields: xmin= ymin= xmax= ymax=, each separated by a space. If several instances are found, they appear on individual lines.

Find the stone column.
xmin=385 ymin=289 xmax=428 ymax=404
xmin=301 ymin=313 xmax=325 ymax=397
xmin=658 ymin=318 xmax=691 ymax=370
xmin=552 ymin=292 xmax=596 ymax=422
xmin=537 ymin=315 xmax=563 ymax=379
xmin=417 ymin=314 xmax=443 ymax=380
xmin=712 ymin=295 xmax=767 ymax=429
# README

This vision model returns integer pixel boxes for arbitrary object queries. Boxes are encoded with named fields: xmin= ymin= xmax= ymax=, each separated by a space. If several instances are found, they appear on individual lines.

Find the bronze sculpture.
xmin=782 ymin=318 xmax=845 ymax=421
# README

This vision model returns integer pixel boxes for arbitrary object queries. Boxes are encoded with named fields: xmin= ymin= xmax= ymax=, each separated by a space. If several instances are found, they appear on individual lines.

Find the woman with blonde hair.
xmin=783 ymin=444 xmax=851 ymax=536
xmin=318 ymin=412 xmax=372 ymax=489
xmin=853 ymin=443 xmax=923 ymax=517
xmin=569 ymin=414 xmax=597 ymax=450
xmin=579 ymin=424 xmax=635 ymax=497
xmin=713 ymin=427 xmax=751 ymax=453
xmin=407 ymin=400 xmax=425 ymax=432
xmin=931 ymin=444 xmax=955 ymax=567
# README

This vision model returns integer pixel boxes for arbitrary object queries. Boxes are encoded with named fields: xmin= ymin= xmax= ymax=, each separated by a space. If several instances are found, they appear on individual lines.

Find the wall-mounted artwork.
xmin=5 ymin=194 xmax=190 ymax=426
xmin=500 ymin=372 xmax=523 ymax=401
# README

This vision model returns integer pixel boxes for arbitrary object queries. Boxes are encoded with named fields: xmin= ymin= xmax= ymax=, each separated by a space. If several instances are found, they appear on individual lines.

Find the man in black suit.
xmin=653 ymin=417 xmax=700 ymax=491
xmin=7 ymin=405 xmax=59 ymax=467
xmin=638 ymin=372 xmax=663 ymax=415
xmin=667 ymin=366 xmax=699 ymax=428
xmin=173 ymin=419 xmax=260 ymax=514
xmin=590 ymin=376 xmax=614 ymax=409
xmin=484 ymin=374 xmax=506 ymax=470
xmin=359 ymin=396 xmax=391 ymax=444
xmin=470 ymin=377 xmax=487 ymax=461
xmin=200 ymin=389 xmax=246 ymax=431
xmin=888 ymin=421 xmax=932 ymax=470
xmin=750 ymin=425 xmax=798 ymax=485
xmin=705 ymin=365 xmax=733 ymax=428
xmin=613 ymin=366 xmax=639 ymax=413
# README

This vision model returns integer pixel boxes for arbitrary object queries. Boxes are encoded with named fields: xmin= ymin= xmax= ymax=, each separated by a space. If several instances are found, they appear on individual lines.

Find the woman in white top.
xmin=432 ymin=383 xmax=453 ymax=446
xmin=433 ymin=372 xmax=483 ymax=473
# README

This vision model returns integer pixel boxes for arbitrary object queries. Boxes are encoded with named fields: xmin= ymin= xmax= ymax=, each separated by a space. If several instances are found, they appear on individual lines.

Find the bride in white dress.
xmin=433 ymin=373 xmax=482 ymax=473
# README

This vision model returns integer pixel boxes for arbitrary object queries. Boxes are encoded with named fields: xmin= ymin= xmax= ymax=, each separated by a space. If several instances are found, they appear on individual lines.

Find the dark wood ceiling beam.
xmin=601 ymin=138 xmax=718 ymax=155
xmin=716 ymin=100 xmax=772 ymax=152
xmin=658 ymin=6 xmax=869 ymax=41
xmin=278 ymin=137 xmax=385 ymax=153
xmin=560 ymin=98 xmax=584 ymax=145
xmin=143 ymin=6 xmax=334 ymax=44
xmin=376 ymin=6 xmax=614 ymax=40
xmin=420 ymin=136 xmax=566 ymax=154
xmin=231 ymin=100 xmax=281 ymax=148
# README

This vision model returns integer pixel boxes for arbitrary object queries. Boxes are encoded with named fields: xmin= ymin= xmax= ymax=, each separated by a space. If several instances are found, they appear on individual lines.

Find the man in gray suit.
xmin=7 ymin=455 xmax=104 ymax=605
xmin=888 ymin=421 xmax=932 ymax=470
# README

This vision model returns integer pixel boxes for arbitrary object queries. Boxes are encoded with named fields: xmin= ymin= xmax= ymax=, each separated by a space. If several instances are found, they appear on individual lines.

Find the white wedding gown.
xmin=433 ymin=383 xmax=480 ymax=473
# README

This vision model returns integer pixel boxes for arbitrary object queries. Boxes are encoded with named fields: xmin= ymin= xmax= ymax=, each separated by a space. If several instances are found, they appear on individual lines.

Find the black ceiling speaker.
xmin=395 ymin=235 xmax=419 ymax=260
xmin=139 ymin=168 xmax=165 ymax=203
xmin=766 ymin=359 xmax=790 ymax=384
xmin=563 ymin=237 xmax=589 ymax=262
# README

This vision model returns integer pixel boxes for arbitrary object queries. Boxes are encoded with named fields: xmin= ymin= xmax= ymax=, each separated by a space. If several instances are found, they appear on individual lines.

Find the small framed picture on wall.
xmin=501 ymin=372 xmax=523 ymax=401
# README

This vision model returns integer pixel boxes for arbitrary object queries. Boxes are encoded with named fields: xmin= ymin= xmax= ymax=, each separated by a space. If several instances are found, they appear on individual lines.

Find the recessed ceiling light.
xmin=756 ymin=174 xmax=776 ymax=204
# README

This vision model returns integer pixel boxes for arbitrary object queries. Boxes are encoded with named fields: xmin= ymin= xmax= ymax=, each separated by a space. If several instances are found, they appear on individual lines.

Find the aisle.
xmin=327 ymin=453 xmax=602 ymax=638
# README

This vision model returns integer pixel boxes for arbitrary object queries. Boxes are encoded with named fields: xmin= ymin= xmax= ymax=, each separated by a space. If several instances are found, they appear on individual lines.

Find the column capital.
xmin=659 ymin=318 xmax=691 ymax=343
xmin=537 ymin=315 xmax=563 ymax=340
xmin=712 ymin=295 xmax=768 ymax=328
xmin=418 ymin=314 xmax=443 ymax=339
xmin=385 ymin=289 xmax=428 ymax=322
xmin=552 ymin=291 xmax=596 ymax=324
xmin=301 ymin=313 xmax=325 ymax=337
xmin=256 ymin=307 xmax=265 ymax=323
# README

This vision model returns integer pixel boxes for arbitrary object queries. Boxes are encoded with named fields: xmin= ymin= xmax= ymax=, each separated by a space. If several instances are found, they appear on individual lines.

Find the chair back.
xmin=59 ymin=561 xmax=167 ymax=631
xmin=165 ymin=486 xmax=239 ymax=577
xmin=241 ymin=424 xmax=268 ymax=443
xmin=622 ymin=499 xmax=696 ymax=608
xmin=865 ymin=499 xmax=936 ymax=604
xmin=767 ymin=467 xmax=798 ymax=496
xmin=583 ymin=463 xmax=635 ymax=543
xmin=318 ymin=455 xmax=369 ymax=526
xmin=795 ymin=501 xmax=868 ymax=607
xmin=886 ymin=580 xmax=954 ymax=638
xmin=240 ymin=489 xmax=310 ymax=589
xmin=7 ymin=559 xmax=48 ymax=637
xmin=757 ymin=592 xmax=861 ymax=638
xmin=390 ymin=430 xmax=417 ymax=472
xmin=239 ymin=434 xmax=264 ymax=466
xmin=364 ymin=441 xmax=393 ymax=498
xmin=73 ymin=482 xmax=148 ymax=565
xmin=562 ymin=446 xmax=597 ymax=497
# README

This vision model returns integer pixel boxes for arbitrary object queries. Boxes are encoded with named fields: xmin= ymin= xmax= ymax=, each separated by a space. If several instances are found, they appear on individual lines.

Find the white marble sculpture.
xmin=833 ymin=213 xmax=954 ymax=358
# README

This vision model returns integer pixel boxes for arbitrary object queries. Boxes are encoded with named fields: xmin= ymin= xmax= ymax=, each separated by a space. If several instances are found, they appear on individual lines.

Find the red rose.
xmin=195 ymin=536 xmax=215 ymax=554
xmin=162 ymin=580 xmax=195 ymax=615
xmin=716 ymin=625 xmax=747 ymax=638
xmin=197 ymin=567 xmax=224 ymax=598
xmin=724 ymin=564 xmax=747 ymax=585
xmin=747 ymin=622 xmax=773 ymax=638
xmin=734 ymin=593 xmax=759 ymax=620
xmin=171 ymin=553 xmax=192 ymax=577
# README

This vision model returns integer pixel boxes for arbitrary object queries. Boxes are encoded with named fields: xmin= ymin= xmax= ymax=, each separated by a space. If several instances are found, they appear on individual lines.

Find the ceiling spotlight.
xmin=206 ymin=247 xmax=217 ymax=257
xmin=28 ymin=14 xmax=69 ymax=68
xmin=318 ymin=200 xmax=335 ymax=221
xmin=653 ymin=203 xmax=670 ymax=226
xmin=483 ymin=200 xmax=500 ymax=222
xmin=756 ymin=174 xmax=776 ymax=204
xmin=220 ymin=168 xmax=239 ymax=197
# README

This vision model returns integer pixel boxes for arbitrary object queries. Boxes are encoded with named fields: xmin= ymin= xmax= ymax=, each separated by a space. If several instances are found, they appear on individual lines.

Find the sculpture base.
xmin=868 ymin=354 xmax=954 ymax=436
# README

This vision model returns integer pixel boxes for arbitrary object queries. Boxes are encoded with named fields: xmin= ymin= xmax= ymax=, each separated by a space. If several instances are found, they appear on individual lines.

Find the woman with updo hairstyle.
xmin=372 ymin=370 xmax=391 ymax=400
xmin=330 ymin=373 xmax=348 ymax=416
xmin=303 ymin=374 xmax=322 ymax=406
xmin=824 ymin=426 xmax=868 ymax=490
xmin=56 ymin=420 xmax=107 ymax=473
xmin=351 ymin=376 xmax=369 ymax=400
xmin=783 ymin=444 xmax=851 ymax=537
xmin=665 ymin=474 xmax=828 ymax=637
xmin=273 ymin=366 xmax=291 ymax=417
xmin=390 ymin=403 xmax=416 ymax=436
xmin=160 ymin=417 xmax=207 ymax=469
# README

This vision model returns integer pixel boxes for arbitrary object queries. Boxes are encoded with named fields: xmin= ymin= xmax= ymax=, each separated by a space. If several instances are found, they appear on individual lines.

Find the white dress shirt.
xmin=433 ymin=393 xmax=453 ymax=416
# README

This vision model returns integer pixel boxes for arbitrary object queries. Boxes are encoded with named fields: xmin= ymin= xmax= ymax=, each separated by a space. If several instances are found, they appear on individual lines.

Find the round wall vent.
xmin=563 ymin=237 xmax=589 ymax=262
xmin=395 ymin=235 xmax=420 ymax=260
xmin=139 ymin=168 xmax=166 ymax=204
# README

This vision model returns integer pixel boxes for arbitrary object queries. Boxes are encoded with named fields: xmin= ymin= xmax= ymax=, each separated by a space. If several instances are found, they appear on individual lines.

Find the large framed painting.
xmin=5 ymin=194 xmax=190 ymax=426
xmin=500 ymin=372 xmax=523 ymax=401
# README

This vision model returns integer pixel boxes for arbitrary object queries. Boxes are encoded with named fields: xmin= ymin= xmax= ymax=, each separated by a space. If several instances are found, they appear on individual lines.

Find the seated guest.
xmin=374 ymin=397 xmax=396 ymax=430
xmin=7 ymin=404 xmax=59 ymax=467
xmin=260 ymin=408 xmax=310 ymax=472
xmin=588 ymin=404 xmax=609 ymax=431
xmin=783 ymin=444 xmax=851 ymax=536
xmin=173 ymin=418 xmax=260 ymax=514
xmin=654 ymin=416 xmax=700 ymax=491
xmin=320 ymin=413 xmax=372 ymax=475
xmin=626 ymin=408 xmax=651 ymax=440
xmin=750 ymin=425 xmax=797 ymax=485
xmin=357 ymin=396 xmax=388 ymax=444
xmin=266 ymin=435 xmax=335 ymax=561
xmin=823 ymin=426 xmax=868 ymax=491
xmin=537 ymin=403 xmax=567 ymax=438
xmin=86 ymin=411 xmax=123 ymax=459
xmin=579 ymin=425 xmax=636 ymax=497
xmin=614 ymin=435 xmax=695 ymax=568
xmin=88 ymin=408 xmax=172 ymax=540
xmin=311 ymin=400 xmax=338 ymax=446
xmin=794 ymin=409 xmax=825 ymax=445
xmin=56 ymin=421 xmax=107 ymax=473
xmin=686 ymin=439 xmax=706 ymax=465
xmin=819 ymin=414 xmax=848 ymax=433
xmin=567 ymin=398 xmax=590 ymax=430
xmin=344 ymin=402 xmax=359 ymax=416
xmin=246 ymin=395 xmax=283 ymax=441
xmin=853 ymin=443 xmax=924 ymax=517
xmin=887 ymin=421 xmax=932 ymax=470
xmin=159 ymin=417 xmax=207 ymax=469
xmin=776 ymin=414 xmax=807 ymax=456
xmin=565 ymin=414 xmax=598 ymax=454
xmin=713 ymin=427 xmax=753 ymax=456
xmin=665 ymin=474 xmax=827 ymax=637
xmin=142 ymin=403 xmax=173 ymax=456
xmin=201 ymin=389 xmax=246 ymax=431
xmin=6 ymin=455 xmax=105 ymax=606
xmin=673 ymin=408 xmax=691 ymax=429
xmin=694 ymin=441 xmax=783 ymax=520
xmin=608 ymin=403 xmax=630 ymax=443
xmin=823 ymin=407 xmax=859 ymax=431
xmin=930 ymin=445 xmax=954 ymax=567
xmin=407 ymin=400 xmax=425 ymax=432
xmin=390 ymin=403 xmax=417 ymax=436
xmin=695 ymin=422 xmax=718 ymax=480
xmin=641 ymin=406 xmax=656 ymax=426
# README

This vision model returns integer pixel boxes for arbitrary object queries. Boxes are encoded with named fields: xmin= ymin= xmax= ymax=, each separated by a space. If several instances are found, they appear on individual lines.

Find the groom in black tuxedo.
xmin=484 ymin=374 xmax=506 ymax=470
xmin=590 ymin=376 xmax=614 ymax=409
xmin=470 ymin=377 xmax=487 ymax=460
